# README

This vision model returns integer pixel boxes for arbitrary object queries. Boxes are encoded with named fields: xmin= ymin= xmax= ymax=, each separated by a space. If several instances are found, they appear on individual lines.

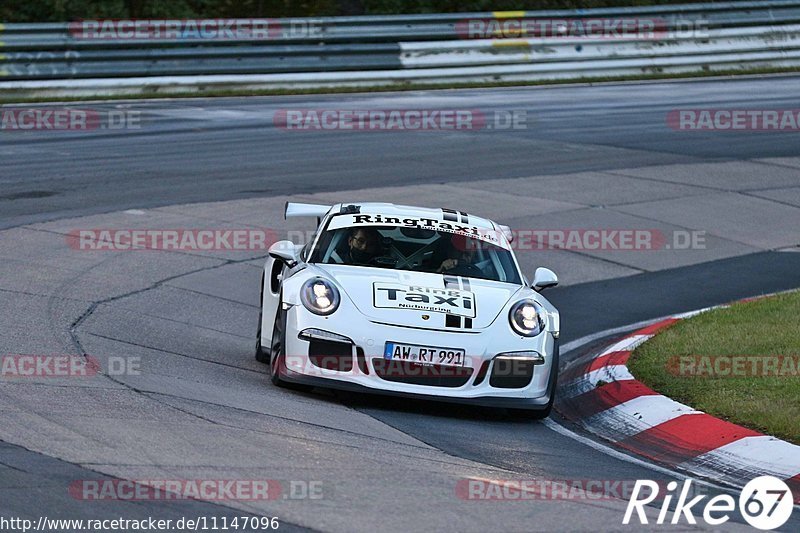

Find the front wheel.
xmin=269 ymin=300 xmax=312 ymax=392
xmin=255 ymin=336 xmax=270 ymax=364
xmin=255 ymin=272 xmax=270 ymax=363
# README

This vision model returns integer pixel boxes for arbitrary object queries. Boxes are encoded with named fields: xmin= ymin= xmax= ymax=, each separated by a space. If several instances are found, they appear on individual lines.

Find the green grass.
xmin=2 ymin=66 xmax=799 ymax=104
xmin=628 ymin=291 xmax=800 ymax=444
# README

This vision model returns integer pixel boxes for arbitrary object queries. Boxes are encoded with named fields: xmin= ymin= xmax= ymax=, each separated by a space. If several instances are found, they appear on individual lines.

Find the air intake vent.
xmin=372 ymin=359 xmax=472 ymax=388
xmin=308 ymin=340 xmax=353 ymax=372
xmin=489 ymin=359 xmax=535 ymax=389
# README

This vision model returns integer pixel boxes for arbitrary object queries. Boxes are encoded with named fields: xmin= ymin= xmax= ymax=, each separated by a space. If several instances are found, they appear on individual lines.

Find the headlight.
xmin=300 ymin=278 xmax=340 ymax=316
xmin=508 ymin=300 xmax=546 ymax=337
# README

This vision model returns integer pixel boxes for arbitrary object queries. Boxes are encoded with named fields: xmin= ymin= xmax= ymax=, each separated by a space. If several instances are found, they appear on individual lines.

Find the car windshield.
xmin=309 ymin=223 xmax=521 ymax=284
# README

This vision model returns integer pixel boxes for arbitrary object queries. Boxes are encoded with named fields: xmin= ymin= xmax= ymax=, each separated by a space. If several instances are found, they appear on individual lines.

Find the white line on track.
xmin=549 ymin=311 xmax=800 ymax=509
xmin=560 ymin=317 xmax=662 ymax=354
xmin=541 ymin=418 xmax=735 ymax=495
xmin=549 ymin=317 xmax=739 ymax=496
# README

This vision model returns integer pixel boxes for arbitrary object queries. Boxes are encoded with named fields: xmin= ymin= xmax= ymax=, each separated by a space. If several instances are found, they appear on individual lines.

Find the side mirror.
xmin=532 ymin=267 xmax=558 ymax=292
xmin=269 ymin=240 xmax=300 ymax=268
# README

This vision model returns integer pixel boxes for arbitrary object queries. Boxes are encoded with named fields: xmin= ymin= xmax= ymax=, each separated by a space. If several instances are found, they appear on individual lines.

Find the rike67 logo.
xmin=624 ymin=476 xmax=794 ymax=530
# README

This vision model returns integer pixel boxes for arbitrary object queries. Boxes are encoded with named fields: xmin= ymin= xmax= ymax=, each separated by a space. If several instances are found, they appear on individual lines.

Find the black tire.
xmin=255 ymin=337 xmax=270 ymax=363
xmin=510 ymin=400 xmax=552 ymax=421
xmin=269 ymin=298 xmax=312 ymax=392
xmin=269 ymin=305 xmax=286 ymax=386
xmin=255 ymin=272 xmax=270 ymax=363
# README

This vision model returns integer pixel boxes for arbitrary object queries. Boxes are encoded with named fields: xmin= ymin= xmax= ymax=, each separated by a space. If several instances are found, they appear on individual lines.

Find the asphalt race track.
xmin=2 ymin=76 xmax=800 ymax=531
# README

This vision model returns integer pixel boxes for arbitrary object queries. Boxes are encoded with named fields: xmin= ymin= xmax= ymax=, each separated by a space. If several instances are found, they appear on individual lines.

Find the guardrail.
xmin=1 ymin=0 xmax=800 ymax=97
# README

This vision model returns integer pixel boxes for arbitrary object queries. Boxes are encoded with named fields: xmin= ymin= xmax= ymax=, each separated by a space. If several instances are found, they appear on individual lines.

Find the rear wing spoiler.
xmin=284 ymin=202 xmax=331 ymax=220
xmin=498 ymin=224 xmax=514 ymax=243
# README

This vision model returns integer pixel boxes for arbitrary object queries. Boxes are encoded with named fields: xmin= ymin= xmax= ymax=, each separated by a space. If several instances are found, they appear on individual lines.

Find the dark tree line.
xmin=1 ymin=1 xmax=710 ymax=22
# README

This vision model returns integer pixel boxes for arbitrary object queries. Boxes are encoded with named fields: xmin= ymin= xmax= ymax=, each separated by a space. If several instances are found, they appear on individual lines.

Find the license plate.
xmin=384 ymin=342 xmax=467 ymax=368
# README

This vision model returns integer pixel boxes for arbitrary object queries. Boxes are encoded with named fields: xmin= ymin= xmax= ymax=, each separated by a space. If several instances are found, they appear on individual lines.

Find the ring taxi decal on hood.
xmin=443 ymin=275 xmax=463 ymax=328
xmin=460 ymin=277 xmax=473 ymax=329
xmin=443 ymin=276 xmax=474 ymax=329
xmin=373 ymin=282 xmax=476 ymax=319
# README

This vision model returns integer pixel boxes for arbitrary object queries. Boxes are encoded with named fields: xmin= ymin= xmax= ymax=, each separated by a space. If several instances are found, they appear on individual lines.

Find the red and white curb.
xmin=557 ymin=306 xmax=800 ymax=504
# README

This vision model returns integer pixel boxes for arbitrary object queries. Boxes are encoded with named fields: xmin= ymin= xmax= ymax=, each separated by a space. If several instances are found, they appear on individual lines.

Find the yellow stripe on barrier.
xmin=491 ymin=40 xmax=530 ymax=48
xmin=492 ymin=11 xmax=525 ymax=19
xmin=0 ymin=23 xmax=5 ymax=31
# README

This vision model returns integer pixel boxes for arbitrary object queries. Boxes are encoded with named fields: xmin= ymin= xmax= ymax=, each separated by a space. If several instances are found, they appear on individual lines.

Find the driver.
xmin=346 ymin=227 xmax=381 ymax=265
xmin=437 ymin=234 xmax=482 ymax=276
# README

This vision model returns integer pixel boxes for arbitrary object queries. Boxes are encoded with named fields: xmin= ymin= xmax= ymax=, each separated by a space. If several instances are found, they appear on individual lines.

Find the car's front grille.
xmin=308 ymin=340 xmax=353 ymax=372
xmin=371 ymin=358 xmax=473 ymax=387
xmin=489 ymin=358 xmax=535 ymax=389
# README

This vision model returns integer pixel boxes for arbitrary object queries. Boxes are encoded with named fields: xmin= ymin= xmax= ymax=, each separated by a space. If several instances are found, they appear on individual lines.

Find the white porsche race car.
xmin=256 ymin=202 xmax=560 ymax=418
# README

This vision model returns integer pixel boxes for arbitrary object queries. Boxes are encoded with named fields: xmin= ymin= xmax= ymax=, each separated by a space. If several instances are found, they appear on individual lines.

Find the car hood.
xmin=315 ymin=264 xmax=523 ymax=331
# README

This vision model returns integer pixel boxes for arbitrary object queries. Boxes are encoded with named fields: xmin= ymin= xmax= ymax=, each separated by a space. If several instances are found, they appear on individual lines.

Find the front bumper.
xmin=275 ymin=304 xmax=559 ymax=410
